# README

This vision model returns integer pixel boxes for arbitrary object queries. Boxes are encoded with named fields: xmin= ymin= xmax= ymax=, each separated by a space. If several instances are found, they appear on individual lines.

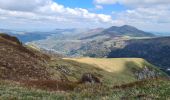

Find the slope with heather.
xmin=0 ymin=77 xmax=169 ymax=100
xmin=0 ymin=33 xmax=52 ymax=80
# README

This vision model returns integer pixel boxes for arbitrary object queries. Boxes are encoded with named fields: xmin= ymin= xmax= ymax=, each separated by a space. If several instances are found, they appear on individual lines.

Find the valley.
xmin=20 ymin=25 xmax=170 ymax=74
xmin=27 ymin=25 xmax=155 ymax=57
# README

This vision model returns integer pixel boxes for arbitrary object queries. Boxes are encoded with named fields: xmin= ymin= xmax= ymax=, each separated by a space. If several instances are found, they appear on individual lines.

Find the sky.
xmin=0 ymin=0 xmax=170 ymax=32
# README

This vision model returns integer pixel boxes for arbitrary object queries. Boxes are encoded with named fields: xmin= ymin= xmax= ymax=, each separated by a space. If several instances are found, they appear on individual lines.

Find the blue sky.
xmin=55 ymin=0 xmax=127 ymax=14
xmin=0 ymin=0 xmax=170 ymax=32
xmin=55 ymin=0 xmax=94 ymax=8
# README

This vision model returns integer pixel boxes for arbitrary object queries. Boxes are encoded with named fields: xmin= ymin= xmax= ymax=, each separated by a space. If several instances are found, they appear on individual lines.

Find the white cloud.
xmin=95 ymin=5 xmax=103 ymax=9
xmin=112 ymin=5 xmax=170 ymax=32
xmin=0 ymin=0 xmax=50 ymax=11
xmin=0 ymin=0 xmax=114 ymax=30
xmin=0 ymin=0 xmax=170 ymax=32
xmin=94 ymin=0 xmax=170 ymax=6
xmin=95 ymin=0 xmax=170 ymax=32
xmin=94 ymin=0 xmax=117 ymax=5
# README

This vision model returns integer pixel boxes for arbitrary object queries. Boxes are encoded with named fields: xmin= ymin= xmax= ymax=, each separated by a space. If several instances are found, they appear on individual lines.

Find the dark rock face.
xmin=81 ymin=73 xmax=101 ymax=84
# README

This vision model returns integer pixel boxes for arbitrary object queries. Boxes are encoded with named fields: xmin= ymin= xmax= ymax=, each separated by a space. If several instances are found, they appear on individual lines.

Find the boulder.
xmin=81 ymin=73 xmax=101 ymax=84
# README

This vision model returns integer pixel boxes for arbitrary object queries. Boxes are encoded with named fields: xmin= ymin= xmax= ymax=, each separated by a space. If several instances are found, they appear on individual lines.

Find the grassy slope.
xmin=0 ymin=80 xmax=67 ymax=100
xmin=72 ymin=78 xmax=170 ymax=100
xmin=65 ymin=58 xmax=148 ymax=72
xmin=64 ymin=58 xmax=166 ymax=85
xmin=48 ymin=58 xmax=145 ymax=85
xmin=0 ymin=79 xmax=169 ymax=100
xmin=48 ymin=58 xmax=118 ymax=85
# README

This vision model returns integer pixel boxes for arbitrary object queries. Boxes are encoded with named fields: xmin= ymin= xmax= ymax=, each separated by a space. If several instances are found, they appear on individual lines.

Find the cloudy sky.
xmin=0 ymin=0 xmax=170 ymax=32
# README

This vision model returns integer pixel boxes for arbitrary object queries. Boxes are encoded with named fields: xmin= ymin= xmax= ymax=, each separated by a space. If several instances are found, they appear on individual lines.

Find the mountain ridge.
xmin=102 ymin=25 xmax=154 ymax=37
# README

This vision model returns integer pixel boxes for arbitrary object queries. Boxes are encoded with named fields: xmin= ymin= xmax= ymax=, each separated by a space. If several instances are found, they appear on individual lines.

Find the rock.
xmin=135 ymin=66 xmax=157 ymax=80
xmin=81 ymin=73 xmax=101 ymax=84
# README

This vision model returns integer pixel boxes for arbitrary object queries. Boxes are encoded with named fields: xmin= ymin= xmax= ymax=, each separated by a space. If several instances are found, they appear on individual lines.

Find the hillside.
xmin=108 ymin=37 xmax=170 ymax=74
xmin=0 ymin=33 xmax=51 ymax=80
xmin=0 ymin=33 xmax=110 ymax=82
xmin=69 ymin=37 xmax=127 ymax=57
xmin=65 ymin=58 xmax=151 ymax=72
xmin=0 ymin=33 xmax=169 ymax=99
xmin=64 ymin=58 xmax=167 ymax=84
xmin=0 ymin=34 xmax=167 ymax=82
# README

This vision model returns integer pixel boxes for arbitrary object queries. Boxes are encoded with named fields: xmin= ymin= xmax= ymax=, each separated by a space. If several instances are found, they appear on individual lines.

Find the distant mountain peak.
xmin=121 ymin=25 xmax=137 ymax=29
xmin=108 ymin=25 xmax=140 ymax=31
xmin=102 ymin=25 xmax=155 ymax=37
xmin=122 ymin=25 xmax=134 ymax=27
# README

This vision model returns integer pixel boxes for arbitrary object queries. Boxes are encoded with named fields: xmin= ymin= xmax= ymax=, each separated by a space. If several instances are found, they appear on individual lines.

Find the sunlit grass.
xmin=64 ymin=58 xmax=148 ymax=73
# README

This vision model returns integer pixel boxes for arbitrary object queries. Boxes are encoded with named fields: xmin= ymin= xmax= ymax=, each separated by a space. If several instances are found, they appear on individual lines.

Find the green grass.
xmin=70 ymin=78 xmax=170 ymax=100
xmin=0 ymin=79 xmax=169 ymax=100
xmin=0 ymin=80 xmax=68 ymax=100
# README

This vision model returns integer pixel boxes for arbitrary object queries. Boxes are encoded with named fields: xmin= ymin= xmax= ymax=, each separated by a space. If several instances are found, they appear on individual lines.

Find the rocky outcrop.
xmin=135 ymin=66 xmax=158 ymax=80
xmin=81 ymin=73 xmax=101 ymax=84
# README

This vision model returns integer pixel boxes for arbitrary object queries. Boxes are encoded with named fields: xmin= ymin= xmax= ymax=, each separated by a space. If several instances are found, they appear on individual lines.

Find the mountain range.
xmin=81 ymin=25 xmax=154 ymax=40
xmin=22 ymin=25 xmax=154 ymax=56
xmin=3 ymin=25 xmax=170 ymax=74
xmin=103 ymin=25 xmax=154 ymax=37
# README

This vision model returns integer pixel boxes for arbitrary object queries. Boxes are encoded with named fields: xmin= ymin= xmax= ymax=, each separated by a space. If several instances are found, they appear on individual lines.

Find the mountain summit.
xmin=80 ymin=25 xmax=155 ymax=40
xmin=102 ymin=25 xmax=154 ymax=37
